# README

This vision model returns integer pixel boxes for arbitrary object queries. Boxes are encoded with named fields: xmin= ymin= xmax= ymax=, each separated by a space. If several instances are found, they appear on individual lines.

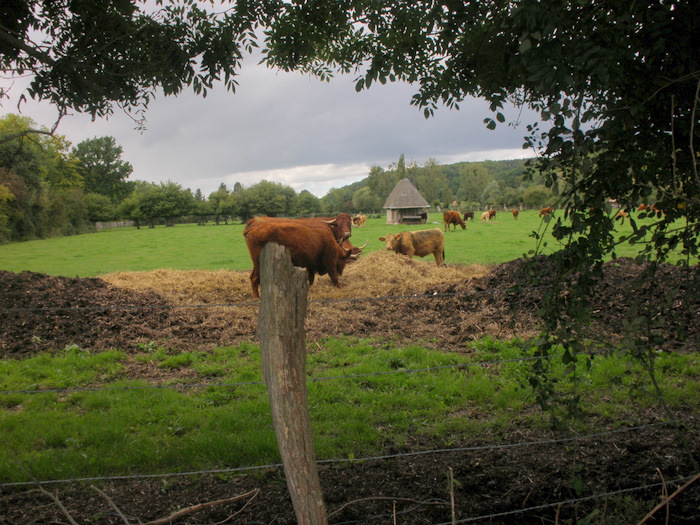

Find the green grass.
xmin=0 ymin=210 xmax=693 ymax=277
xmin=1 ymin=338 xmax=696 ymax=483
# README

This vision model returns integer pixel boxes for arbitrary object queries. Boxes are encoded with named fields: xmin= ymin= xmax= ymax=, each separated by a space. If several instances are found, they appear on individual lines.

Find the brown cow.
xmin=443 ymin=210 xmax=466 ymax=231
xmin=379 ymin=228 xmax=445 ymax=266
xmin=637 ymin=203 xmax=648 ymax=211
xmin=463 ymin=211 xmax=474 ymax=221
xmin=512 ymin=209 xmax=519 ymax=220
xmin=243 ymin=220 xmax=357 ymax=297
xmin=249 ymin=213 xmax=353 ymax=245
xmin=489 ymin=209 xmax=496 ymax=219
xmin=539 ymin=207 xmax=554 ymax=217
xmin=352 ymin=214 xmax=367 ymax=227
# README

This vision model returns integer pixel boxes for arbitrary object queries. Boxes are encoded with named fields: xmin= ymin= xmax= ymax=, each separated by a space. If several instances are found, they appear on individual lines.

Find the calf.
xmin=379 ymin=228 xmax=445 ymax=266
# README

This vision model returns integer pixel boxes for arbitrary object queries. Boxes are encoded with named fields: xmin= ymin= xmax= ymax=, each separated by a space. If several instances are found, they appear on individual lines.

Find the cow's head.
xmin=378 ymin=233 xmax=401 ymax=252
xmin=323 ymin=214 xmax=353 ymax=242
xmin=335 ymin=242 xmax=361 ymax=275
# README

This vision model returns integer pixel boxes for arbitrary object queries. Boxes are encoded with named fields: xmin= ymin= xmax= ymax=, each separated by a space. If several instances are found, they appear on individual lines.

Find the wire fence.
xmin=1 ymin=278 xmax=697 ymax=523
xmin=0 ymin=419 xmax=690 ymax=489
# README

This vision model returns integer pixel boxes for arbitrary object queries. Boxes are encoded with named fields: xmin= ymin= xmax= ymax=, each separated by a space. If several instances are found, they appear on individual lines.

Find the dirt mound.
xmin=1 ymin=255 xmax=697 ymax=357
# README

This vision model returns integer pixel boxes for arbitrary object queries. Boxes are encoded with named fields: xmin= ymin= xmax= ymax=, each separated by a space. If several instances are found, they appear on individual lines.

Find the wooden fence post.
xmin=258 ymin=242 xmax=328 ymax=524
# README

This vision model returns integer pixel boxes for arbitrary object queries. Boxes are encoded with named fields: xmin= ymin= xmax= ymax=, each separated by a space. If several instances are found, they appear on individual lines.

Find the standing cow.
xmin=512 ymin=209 xmax=519 ymax=220
xmin=379 ymin=228 xmax=445 ymax=266
xmin=539 ymin=207 xmax=554 ymax=217
xmin=480 ymin=211 xmax=491 ymax=222
xmin=443 ymin=210 xmax=466 ymax=231
xmin=463 ymin=211 xmax=474 ymax=221
xmin=352 ymin=214 xmax=367 ymax=227
xmin=243 ymin=220 xmax=357 ymax=297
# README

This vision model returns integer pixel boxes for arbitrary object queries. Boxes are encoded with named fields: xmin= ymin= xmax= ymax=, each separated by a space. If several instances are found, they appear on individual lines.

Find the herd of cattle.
xmin=242 ymin=204 xmax=647 ymax=296
xmin=242 ymin=212 xmax=447 ymax=297
xmin=443 ymin=208 xmax=525 ymax=230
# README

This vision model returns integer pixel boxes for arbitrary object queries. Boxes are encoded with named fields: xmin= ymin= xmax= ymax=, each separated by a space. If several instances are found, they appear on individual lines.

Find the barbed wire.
xmin=0 ymin=419 xmax=689 ymax=488
xmin=440 ymin=475 xmax=698 ymax=525
xmin=330 ymin=474 xmax=700 ymax=525
xmin=332 ymin=474 xmax=700 ymax=525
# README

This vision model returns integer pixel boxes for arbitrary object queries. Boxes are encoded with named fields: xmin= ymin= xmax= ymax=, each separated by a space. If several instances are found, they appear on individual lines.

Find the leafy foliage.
xmin=72 ymin=137 xmax=133 ymax=203
xmin=0 ymin=0 xmax=275 ymax=124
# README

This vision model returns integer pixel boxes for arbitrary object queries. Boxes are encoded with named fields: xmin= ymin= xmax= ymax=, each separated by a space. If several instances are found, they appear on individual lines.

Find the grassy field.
xmin=0 ymin=210 xmax=692 ymax=277
xmin=1 ymin=337 xmax=697 ymax=483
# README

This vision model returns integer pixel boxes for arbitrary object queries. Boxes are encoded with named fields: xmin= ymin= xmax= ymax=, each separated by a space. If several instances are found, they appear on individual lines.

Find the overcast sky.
xmin=3 ymin=58 xmax=537 ymax=198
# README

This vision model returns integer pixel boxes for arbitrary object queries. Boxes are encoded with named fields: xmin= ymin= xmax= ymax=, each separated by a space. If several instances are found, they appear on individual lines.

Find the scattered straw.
xmin=102 ymin=251 xmax=490 ymax=304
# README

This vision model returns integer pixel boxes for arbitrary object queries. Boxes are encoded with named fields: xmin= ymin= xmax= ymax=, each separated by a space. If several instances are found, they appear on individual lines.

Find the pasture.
xmin=0 ymin=210 xmax=698 ymax=523
xmin=0 ymin=209 xmax=692 ymax=277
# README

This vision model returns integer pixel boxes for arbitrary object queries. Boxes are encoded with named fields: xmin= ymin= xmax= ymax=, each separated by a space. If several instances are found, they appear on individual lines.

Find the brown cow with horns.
xmin=243 ymin=217 xmax=359 ymax=297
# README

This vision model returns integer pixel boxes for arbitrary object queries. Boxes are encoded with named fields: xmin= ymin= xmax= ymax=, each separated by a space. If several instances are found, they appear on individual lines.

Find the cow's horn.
xmin=322 ymin=218 xmax=337 ymax=224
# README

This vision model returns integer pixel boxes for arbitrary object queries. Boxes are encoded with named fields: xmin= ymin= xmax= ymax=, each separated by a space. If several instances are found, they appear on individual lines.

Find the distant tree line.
xmin=1 ymin=114 xmax=559 ymax=243
xmin=323 ymin=153 xmax=555 ymax=215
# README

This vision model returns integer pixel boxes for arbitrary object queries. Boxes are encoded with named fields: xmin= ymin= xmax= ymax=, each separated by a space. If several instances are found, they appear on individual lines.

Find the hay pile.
xmin=102 ymin=268 xmax=252 ymax=305
xmin=102 ymin=251 xmax=489 ymax=304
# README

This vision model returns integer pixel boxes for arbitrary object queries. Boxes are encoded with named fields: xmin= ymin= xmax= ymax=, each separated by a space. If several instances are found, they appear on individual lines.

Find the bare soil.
xmin=0 ymin=255 xmax=698 ymax=524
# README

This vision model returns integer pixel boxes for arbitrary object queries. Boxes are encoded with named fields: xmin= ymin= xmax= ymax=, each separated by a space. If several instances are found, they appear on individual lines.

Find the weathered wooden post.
xmin=258 ymin=242 xmax=328 ymax=524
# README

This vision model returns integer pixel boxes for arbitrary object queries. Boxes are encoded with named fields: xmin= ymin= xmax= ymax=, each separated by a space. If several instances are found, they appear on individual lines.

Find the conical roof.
xmin=383 ymin=178 xmax=429 ymax=209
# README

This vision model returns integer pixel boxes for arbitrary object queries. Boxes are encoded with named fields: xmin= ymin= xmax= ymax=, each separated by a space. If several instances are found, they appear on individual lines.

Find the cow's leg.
xmin=250 ymin=266 xmax=260 ymax=298
xmin=434 ymin=250 xmax=444 ymax=267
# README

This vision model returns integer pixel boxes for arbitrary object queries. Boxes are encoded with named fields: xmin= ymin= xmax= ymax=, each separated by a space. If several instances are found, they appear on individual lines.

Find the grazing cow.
xmin=379 ymin=228 xmax=445 ymax=266
xmin=512 ymin=209 xmax=519 ymax=220
xmin=342 ymin=238 xmax=367 ymax=262
xmin=539 ymin=207 xmax=554 ymax=217
xmin=352 ymin=214 xmax=367 ymax=227
xmin=489 ymin=209 xmax=496 ymax=219
xmin=443 ymin=210 xmax=466 ymax=231
xmin=243 ymin=220 xmax=357 ymax=297
xmin=463 ymin=211 xmax=474 ymax=221
xmin=480 ymin=211 xmax=491 ymax=222
xmin=637 ymin=203 xmax=648 ymax=211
